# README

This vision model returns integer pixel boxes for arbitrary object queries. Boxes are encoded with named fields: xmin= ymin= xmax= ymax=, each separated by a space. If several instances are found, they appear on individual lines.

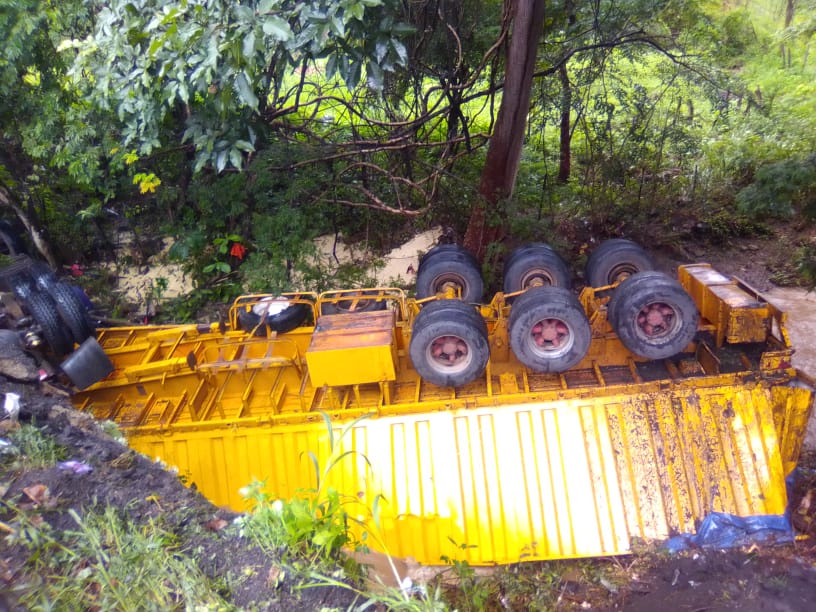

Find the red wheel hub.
xmin=637 ymin=303 xmax=675 ymax=336
xmin=431 ymin=335 xmax=469 ymax=365
xmin=532 ymin=318 xmax=570 ymax=348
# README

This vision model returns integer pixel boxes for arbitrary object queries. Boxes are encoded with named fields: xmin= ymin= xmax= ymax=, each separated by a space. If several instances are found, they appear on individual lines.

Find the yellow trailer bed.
xmin=72 ymin=264 xmax=814 ymax=565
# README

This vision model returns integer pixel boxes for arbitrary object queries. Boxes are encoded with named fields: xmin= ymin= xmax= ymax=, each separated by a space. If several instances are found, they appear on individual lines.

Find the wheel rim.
xmin=520 ymin=267 xmax=558 ymax=288
xmin=633 ymin=301 xmax=680 ymax=341
xmin=426 ymin=334 xmax=473 ymax=375
xmin=253 ymin=297 xmax=290 ymax=317
xmin=431 ymin=272 xmax=469 ymax=297
xmin=606 ymin=262 xmax=640 ymax=285
xmin=525 ymin=317 xmax=575 ymax=359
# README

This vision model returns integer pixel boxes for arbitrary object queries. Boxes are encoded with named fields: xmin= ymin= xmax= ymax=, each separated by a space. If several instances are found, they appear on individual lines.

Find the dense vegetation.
xmin=2 ymin=0 xmax=816 ymax=314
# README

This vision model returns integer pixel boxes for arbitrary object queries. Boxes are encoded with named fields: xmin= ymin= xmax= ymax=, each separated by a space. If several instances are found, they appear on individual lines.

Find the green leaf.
xmin=325 ymin=53 xmax=338 ymax=79
xmin=391 ymin=22 xmax=416 ymax=35
xmin=215 ymin=149 xmax=227 ymax=173
xmin=262 ymin=16 xmax=292 ymax=41
xmin=391 ymin=39 xmax=408 ymax=65
xmin=330 ymin=15 xmax=344 ymax=37
xmin=375 ymin=38 xmax=388 ymax=63
xmin=345 ymin=60 xmax=361 ymax=89
xmin=366 ymin=62 xmax=383 ymax=90
xmin=147 ymin=37 xmax=163 ymax=58
xmin=306 ymin=450 xmax=320 ymax=487
xmin=234 ymin=72 xmax=259 ymax=110
xmin=312 ymin=528 xmax=334 ymax=547
xmin=233 ymin=6 xmax=254 ymax=22
xmin=242 ymin=31 xmax=256 ymax=57
xmin=258 ymin=0 xmax=278 ymax=13
xmin=321 ymin=412 xmax=335 ymax=450
xmin=229 ymin=148 xmax=242 ymax=170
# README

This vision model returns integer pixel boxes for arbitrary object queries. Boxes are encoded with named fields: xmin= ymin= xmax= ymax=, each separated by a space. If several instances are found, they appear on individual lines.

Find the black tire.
xmin=320 ymin=290 xmax=388 ymax=315
xmin=508 ymin=286 xmax=591 ymax=373
xmin=503 ymin=243 xmax=572 ymax=296
xmin=606 ymin=270 xmax=674 ymax=330
xmin=419 ymin=244 xmax=479 ymax=269
xmin=237 ymin=297 xmax=310 ymax=335
xmin=22 ymin=289 xmax=74 ymax=357
xmin=409 ymin=299 xmax=489 ymax=387
xmin=0 ymin=220 xmax=26 ymax=256
xmin=16 ymin=261 xmax=93 ymax=343
xmin=47 ymin=281 xmax=95 ymax=344
xmin=610 ymin=274 xmax=699 ymax=360
xmin=29 ymin=261 xmax=59 ymax=290
xmin=586 ymin=239 xmax=654 ymax=288
xmin=415 ymin=297 xmax=487 ymax=331
xmin=9 ymin=271 xmax=35 ymax=302
xmin=415 ymin=250 xmax=484 ymax=303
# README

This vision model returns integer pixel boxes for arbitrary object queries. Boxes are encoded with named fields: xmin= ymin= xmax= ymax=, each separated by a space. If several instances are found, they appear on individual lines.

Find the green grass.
xmin=1 ymin=424 xmax=66 ymax=470
xmin=8 ymin=506 xmax=231 ymax=611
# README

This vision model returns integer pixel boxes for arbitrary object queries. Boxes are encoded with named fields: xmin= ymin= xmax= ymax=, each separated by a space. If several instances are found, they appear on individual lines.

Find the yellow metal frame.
xmin=74 ymin=264 xmax=815 ymax=565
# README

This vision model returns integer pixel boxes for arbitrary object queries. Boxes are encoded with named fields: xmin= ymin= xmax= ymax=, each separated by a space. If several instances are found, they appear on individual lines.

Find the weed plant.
xmin=1 ymin=424 xmax=66 ymax=470
xmin=236 ymin=413 xmax=376 ymax=578
xmin=4 ymin=505 xmax=229 ymax=610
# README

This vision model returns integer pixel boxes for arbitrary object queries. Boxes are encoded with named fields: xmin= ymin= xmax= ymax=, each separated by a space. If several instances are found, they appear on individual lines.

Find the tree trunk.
xmin=0 ymin=186 xmax=58 ymax=268
xmin=463 ymin=0 xmax=546 ymax=261
xmin=557 ymin=64 xmax=572 ymax=183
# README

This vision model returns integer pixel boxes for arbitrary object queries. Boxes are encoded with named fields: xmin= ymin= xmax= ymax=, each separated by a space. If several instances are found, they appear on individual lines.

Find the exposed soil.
xmin=3 ymin=227 xmax=816 ymax=610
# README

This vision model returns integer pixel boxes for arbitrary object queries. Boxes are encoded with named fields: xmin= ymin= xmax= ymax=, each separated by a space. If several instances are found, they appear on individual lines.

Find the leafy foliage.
xmin=70 ymin=0 xmax=411 ymax=172
xmin=2 ymin=0 xmax=816 ymax=288
xmin=736 ymin=154 xmax=816 ymax=220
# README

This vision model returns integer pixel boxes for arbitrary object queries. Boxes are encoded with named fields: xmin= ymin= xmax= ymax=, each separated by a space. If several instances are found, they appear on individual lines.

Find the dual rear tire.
xmin=9 ymin=264 xmax=94 ymax=358
xmin=608 ymin=271 xmax=699 ymax=360
xmin=508 ymin=286 xmax=591 ymax=373
xmin=415 ymin=244 xmax=483 ymax=303
xmin=409 ymin=300 xmax=489 ymax=387
xmin=410 ymin=240 xmax=699 ymax=386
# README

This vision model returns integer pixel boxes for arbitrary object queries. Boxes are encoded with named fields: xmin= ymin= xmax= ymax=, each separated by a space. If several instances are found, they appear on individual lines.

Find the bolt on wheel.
xmin=635 ymin=302 xmax=679 ymax=339
xmin=609 ymin=271 xmax=700 ymax=360
xmin=428 ymin=334 xmax=473 ymax=374
xmin=527 ymin=317 xmax=575 ymax=357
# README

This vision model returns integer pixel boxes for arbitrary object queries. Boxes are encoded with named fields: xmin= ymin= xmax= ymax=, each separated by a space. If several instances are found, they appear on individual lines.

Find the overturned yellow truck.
xmin=68 ymin=241 xmax=813 ymax=565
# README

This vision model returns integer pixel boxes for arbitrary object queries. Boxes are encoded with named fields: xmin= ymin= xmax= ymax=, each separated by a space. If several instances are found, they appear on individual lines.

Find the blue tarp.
xmin=665 ymin=511 xmax=794 ymax=552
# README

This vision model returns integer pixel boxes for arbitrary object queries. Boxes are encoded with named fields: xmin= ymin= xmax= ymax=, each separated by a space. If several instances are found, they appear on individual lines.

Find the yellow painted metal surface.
xmin=678 ymin=264 xmax=772 ymax=346
xmin=73 ymin=264 xmax=815 ymax=565
xmin=125 ymin=378 xmax=808 ymax=565
xmin=306 ymin=311 xmax=397 ymax=386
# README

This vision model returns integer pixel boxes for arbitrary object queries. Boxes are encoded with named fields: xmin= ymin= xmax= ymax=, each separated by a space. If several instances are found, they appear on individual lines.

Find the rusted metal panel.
xmin=678 ymin=264 xmax=771 ymax=346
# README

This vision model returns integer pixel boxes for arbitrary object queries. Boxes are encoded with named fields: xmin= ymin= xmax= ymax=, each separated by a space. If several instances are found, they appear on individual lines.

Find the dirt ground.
xmin=3 ymin=229 xmax=816 ymax=609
